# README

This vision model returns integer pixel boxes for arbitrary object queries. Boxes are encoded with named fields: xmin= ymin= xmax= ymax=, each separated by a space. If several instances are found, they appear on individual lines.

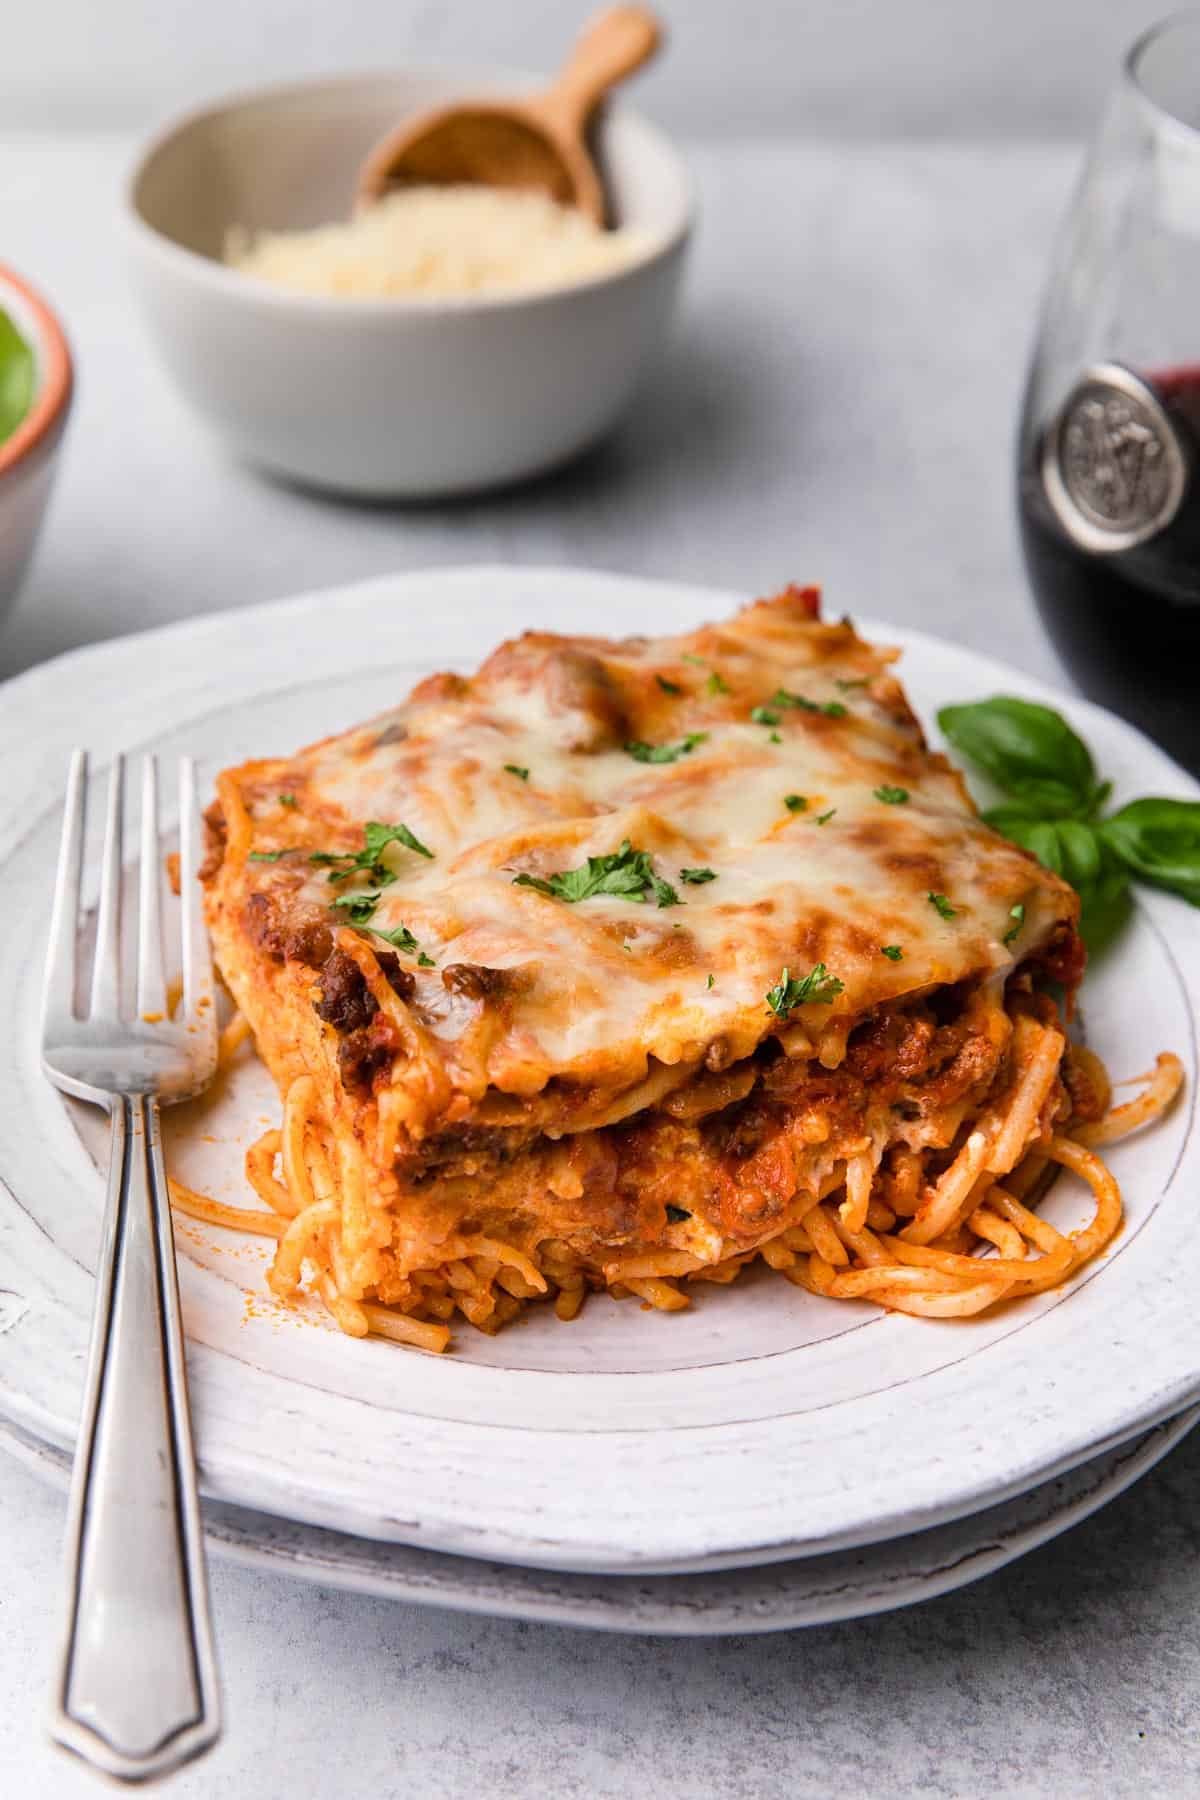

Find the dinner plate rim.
xmin=3 ymin=1405 xmax=1195 ymax=1636
xmin=1 ymin=562 xmax=1198 ymax=1575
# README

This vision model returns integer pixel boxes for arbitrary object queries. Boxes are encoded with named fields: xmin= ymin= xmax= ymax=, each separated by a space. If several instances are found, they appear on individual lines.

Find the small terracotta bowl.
xmin=0 ymin=265 xmax=72 ymax=626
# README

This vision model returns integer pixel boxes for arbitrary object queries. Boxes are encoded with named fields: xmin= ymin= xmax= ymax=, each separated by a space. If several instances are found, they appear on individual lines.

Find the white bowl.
xmin=125 ymin=71 xmax=692 ymax=499
xmin=0 ymin=266 xmax=72 ymax=625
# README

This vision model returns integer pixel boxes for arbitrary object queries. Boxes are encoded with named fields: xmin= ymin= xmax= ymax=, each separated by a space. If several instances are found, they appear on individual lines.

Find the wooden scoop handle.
xmin=542 ymin=6 xmax=663 ymax=134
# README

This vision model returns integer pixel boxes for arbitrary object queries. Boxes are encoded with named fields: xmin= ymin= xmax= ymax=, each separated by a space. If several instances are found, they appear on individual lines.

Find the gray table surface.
xmin=3 ymin=131 xmax=1199 ymax=1798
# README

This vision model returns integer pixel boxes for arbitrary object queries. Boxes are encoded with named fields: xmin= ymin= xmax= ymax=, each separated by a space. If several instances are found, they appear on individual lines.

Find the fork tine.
xmin=179 ymin=759 xmax=216 ymax=1047
xmin=89 ymin=755 xmax=125 ymax=1021
xmin=43 ymin=749 xmax=88 ymax=1027
xmin=136 ymin=757 xmax=167 ymax=1020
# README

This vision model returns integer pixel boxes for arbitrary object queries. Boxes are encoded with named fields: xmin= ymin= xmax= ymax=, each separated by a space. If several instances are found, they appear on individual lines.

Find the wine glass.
xmin=1017 ymin=11 xmax=1200 ymax=773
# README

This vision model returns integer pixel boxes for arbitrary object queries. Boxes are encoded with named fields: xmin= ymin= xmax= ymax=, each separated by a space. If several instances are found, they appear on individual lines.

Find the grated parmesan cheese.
xmin=225 ymin=185 xmax=649 ymax=299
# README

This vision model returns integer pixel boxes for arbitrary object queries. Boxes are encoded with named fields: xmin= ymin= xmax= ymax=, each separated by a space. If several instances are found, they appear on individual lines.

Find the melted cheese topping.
xmin=204 ymin=588 xmax=1078 ymax=1120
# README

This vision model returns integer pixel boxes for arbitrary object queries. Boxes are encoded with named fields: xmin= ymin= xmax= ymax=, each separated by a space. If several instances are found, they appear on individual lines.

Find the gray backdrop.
xmin=2 ymin=0 xmax=1180 ymax=136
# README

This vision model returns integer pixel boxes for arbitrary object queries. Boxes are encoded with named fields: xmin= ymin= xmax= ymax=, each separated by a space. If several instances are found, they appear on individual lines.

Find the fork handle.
xmin=51 ymin=1093 xmax=221 ymax=1781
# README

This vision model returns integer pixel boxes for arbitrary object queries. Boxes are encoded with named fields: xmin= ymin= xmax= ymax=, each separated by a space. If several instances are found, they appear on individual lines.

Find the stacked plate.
xmin=2 ymin=568 xmax=1198 ymax=1633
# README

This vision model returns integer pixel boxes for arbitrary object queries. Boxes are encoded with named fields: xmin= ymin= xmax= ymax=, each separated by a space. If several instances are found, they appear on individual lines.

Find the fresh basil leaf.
xmin=1079 ymin=866 xmax=1134 ymax=953
xmin=784 ymin=794 xmax=807 ymax=813
xmin=679 ymin=867 xmax=716 ymax=884
xmin=1054 ymin=820 xmax=1104 ymax=889
xmin=984 ymin=808 xmax=1061 ymax=867
xmin=1100 ymin=797 xmax=1200 ymax=906
xmin=988 ymin=811 xmax=1104 ymax=891
xmin=0 ymin=309 xmax=34 ymax=446
xmin=656 ymin=675 xmax=682 ymax=696
xmin=987 ymin=811 xmax=1133 ymax=952
xmin=981 ymin=804 xmax=1045 ymax=838
xmin=1022 ymin=821 xmax=1067 ymax=873
xmin=938 ymin=697 xmax=1098 ymax=816
xmin=248 ymin=849 xmax=286 ymax=862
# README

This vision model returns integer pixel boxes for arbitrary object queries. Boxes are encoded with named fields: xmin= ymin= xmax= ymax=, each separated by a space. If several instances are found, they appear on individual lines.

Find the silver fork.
xmin=41 ymin=751 xmax=221 ymax=1782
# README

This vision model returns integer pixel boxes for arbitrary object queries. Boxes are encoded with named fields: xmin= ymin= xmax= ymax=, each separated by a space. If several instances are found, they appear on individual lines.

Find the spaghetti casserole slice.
xmin=195 ymin=586 xmax=1173 ymax=1350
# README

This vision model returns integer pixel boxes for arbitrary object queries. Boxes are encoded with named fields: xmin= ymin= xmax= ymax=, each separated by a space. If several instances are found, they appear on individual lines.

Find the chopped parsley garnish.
xmin=1003 ymin=902 xmax=1025 ymax=947
xmin=248 ymin=849 xmax=287 ymax=862
xmin=816 ymin=808 xmax=836 ymax=825
xmin=373 ymin=820 xmax=432 ymax=860
xmin=311 ymin=820 xmax=434 ymax=886
xmin=679 ymin=867 xmax=717 ymax=885
xmin=512 ymin=839 xmax=680 ymax=908
xmin=928 ymin=891 xmax=957 ymax=920
xmin=682 ymin=653 xmax=707 ymax=667
xmin=881 ymin=945 xmax=903 ymax=961
xmin=625 ymin=732 xmax=708 ymax=765
xmin=357 ymin=919 xmax=435 ymax=964
xmin=874 ymin=785 xmax=909 ymax=805
xmin=765 ymin=963 xmax=845 ymax=1017
xmin=784 ymin=794 xmax=807 ymax=813
xmin=504 ymin=763 xmax=530 ymax=781
xmin=329 ymin=889 xmax=384 ymax=925
xmin=656 ymin=675 xmax=682 ymax=696
xmin=278 ymin=792 xmax=297 ymax=808
xmin=769 ymin=731 xmax=783 ymax=744
xmin=769 ymin=688 xmax=847 ymax=719
xmin=751 ymin=706 xmax=780 ymax=727
xmin=706 ymin=670 xmax=731 ymax=696
xmin=835 ymin=677 xmax=870 ymax=691
xmin=370 ymin=921 xmax=415 ymax=951
xmin=706 ymin=973 xmax=715 ymax=989
xmin=665 ymin=1204 xmax=692 ymax=1223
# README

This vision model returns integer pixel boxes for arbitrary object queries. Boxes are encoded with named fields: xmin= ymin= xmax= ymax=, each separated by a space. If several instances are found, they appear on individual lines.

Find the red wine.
xmin=1017 ymin=363 xmax=1200 ymax=771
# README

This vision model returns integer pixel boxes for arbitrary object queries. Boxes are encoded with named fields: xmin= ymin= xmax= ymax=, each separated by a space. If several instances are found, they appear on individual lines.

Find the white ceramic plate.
xmin=1 ymin=567 xmax=1198 ymax=1574
xmin=4 ymin=1407 xmax=1195 ymax=1634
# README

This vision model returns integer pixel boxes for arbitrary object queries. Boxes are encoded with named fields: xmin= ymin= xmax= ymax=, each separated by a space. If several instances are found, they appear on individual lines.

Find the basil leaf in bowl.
xmin=0 ymin=308 xmax=34 ymax=445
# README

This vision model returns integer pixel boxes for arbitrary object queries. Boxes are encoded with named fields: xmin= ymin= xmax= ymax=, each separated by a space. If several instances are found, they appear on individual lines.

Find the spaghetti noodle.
xmin=168 ymin=1012 xmax=1183 ymax=1352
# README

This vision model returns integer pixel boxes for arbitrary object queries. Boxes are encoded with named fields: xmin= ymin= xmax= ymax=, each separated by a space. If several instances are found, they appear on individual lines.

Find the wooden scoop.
xmin=356 ymin=6 xmax=662 ymax=226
